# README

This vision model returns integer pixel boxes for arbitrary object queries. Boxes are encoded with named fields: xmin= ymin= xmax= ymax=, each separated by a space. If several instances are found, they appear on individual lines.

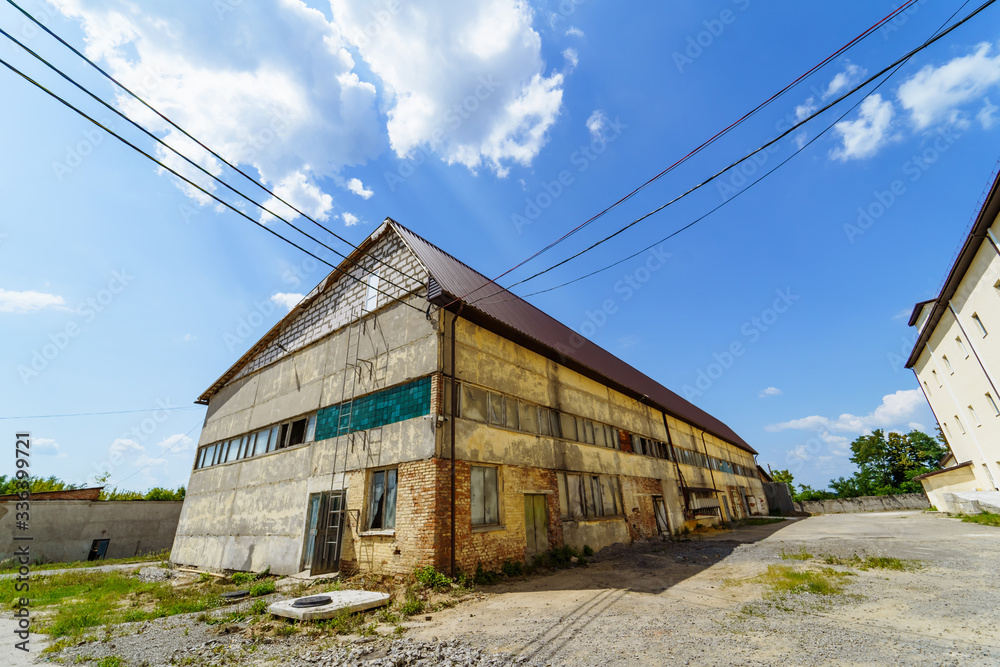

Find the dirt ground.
xmin=12 ymin=510 xmax=1000 ymax=666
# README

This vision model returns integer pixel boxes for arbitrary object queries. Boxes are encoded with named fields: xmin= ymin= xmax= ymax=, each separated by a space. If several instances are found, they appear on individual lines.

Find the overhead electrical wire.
xmin=4 ymin=0 xmax=424 ymax=289
xmin=0 ymin=406 xmax=203 ymax=420
xmin=443 ymin=0 xmax=924 ymax=308
xmin=468 ymin=0 xmax=996 ymax=307
xmin=0 ymin=56 xmax=424 ymax=312
xmin=0 ymin=24 xmax=420 ymax=301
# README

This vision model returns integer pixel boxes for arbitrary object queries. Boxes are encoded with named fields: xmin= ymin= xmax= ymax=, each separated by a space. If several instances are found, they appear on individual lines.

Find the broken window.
xmin=505 ymin=397 xmax=519 ymax=429
xmin=538 ymin=407 xmax=551 ymax=436
xmin=488 ymin=392 xmax=505 ymax=426
xmin=557 ymin=472 xmax=622 ymax=520
xmin=519 ymin=401 xmax=538 ymax=434
xmin=462 ymin=385 xmax=488 ymax=422
xmin=288 ymin=418 xmax=308 ymax=447
xmin=366 ymin=468 xmax=397 ymax=530
xmin=471 ymin=466 xmax=499 ymax=526
xmin=306 ymin=414 xmax=317 ymax=442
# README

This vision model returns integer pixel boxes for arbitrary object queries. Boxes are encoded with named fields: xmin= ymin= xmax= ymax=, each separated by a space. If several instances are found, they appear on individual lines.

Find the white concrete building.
xmin=907 ymin=169 xmax=1000 ymax=511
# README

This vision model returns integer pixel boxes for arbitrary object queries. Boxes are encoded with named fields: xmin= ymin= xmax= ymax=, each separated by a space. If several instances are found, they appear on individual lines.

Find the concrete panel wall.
xmin=793 ymin=493 xmax=929 ymax=514
xmin=0 ymin=501 xmax=182 ymax=564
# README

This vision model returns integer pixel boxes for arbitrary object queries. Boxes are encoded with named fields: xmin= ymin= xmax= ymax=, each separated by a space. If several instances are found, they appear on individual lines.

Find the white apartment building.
xmin=907 ymin=168 xmax=1000 ymax=511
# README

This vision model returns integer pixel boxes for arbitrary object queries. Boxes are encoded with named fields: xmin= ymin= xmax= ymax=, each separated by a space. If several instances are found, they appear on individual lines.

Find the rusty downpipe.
xmin=449 ymin=301 xmax=464 ymax=577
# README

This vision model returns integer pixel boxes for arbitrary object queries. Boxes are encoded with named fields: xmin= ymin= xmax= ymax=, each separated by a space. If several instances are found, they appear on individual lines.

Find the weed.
xmin=582 ymin=545 xmax=594 ymax=557
xmin=756 ymin=565 xmax=851 ymax=598
xmin=500 ymin=560 xmax=524 ymax=577
xmin=821 ymin=554 xmax=919 ymax=571
xmin=249 ymin=580 xmax=276 ymax=597
xmin=230 ymin=572 xmax=258 ymax=585
xmin=249 ymin=599 xmax=269 ymax=615
xmin=414 ymin=566 xmax=451 ymax=592
xmin=400 ymin=586 xmax=425 ymax=616
xmin=473 ymin=564 xmax=499 ymax=586
xmin=96 ymin=657 xmax=124 ymax=667
xmin=197 ymin=573 xmax=213 ymax=583
xmin=960 ymin=511 xmax=1000 ymax=527
xmin=779 ymin=546 xmax=813 ymax=561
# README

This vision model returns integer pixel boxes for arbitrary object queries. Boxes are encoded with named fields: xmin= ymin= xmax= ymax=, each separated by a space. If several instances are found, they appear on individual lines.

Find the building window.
xmin=461 ymin=384 xmax=488 ymax=422
xmin=556 ymin=472 xmax=622 ymax=520
xmin=364 ymin=267 xmax=380 ymax=312
xmin=942 ymin=422 xmax=951 ymax=438
xmin=956 ymin=336 xmax=969 ymax=358
xmin=470 ymin=466 xmax=499 ymax=526
xmin=972 ymin=313 xmax=988 ymax=337
xmin=365 ymin=468 xmax=397 ymax=531
xmin=942 ymin=355 xmax=953 ymax=374
xmin=955 ymin=415 xmax=966 ymax=435
xmin=932 ymin=370 xmax=941 ymax=387
xmin=969 ymin=405 xmax=981 ymax=427
xmin=923 ymin=381 xmax=931 ymax=395
xmin=986 ymin=393 xmax=999 ymax=417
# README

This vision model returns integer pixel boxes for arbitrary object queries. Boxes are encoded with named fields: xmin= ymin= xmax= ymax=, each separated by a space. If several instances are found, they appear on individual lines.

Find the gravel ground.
xmin=14 ymin=511 xmax=1000 ymax=666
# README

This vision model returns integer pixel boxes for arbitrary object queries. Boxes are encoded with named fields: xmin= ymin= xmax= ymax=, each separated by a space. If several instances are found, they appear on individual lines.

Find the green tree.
xmin=829 ymin=429 xmax=947 ymax=497
xmin=0 ymin=475 xmax=80 ymax=495
xmin=770 ymin=468 xmax=795 ymax=495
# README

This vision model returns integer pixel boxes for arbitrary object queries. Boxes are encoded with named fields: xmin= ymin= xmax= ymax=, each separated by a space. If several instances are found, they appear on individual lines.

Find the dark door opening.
xmin=305 ymin=490 xmax=346 ymax=575
xmin=88 ymin=539 xmax=110 ymax=561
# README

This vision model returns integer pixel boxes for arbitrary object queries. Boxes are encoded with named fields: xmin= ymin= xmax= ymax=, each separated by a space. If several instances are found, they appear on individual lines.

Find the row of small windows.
xmin=194 ymin=413 xmax=317 ymax=469
xmin=459 ymin=383 xmax=757 ymax=479
xmin=942 ymin=391 xmax=1000 ymax=439
xmin=932 ymin=314 xmax=990 ymax=384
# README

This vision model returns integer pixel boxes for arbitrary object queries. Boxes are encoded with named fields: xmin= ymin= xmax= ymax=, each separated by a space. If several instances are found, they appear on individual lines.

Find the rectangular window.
xmin=972 ymin=312 xmax=988 ymax=337
xmin=559 ymin=413 xmax=577 ymax=440
xmin=306 ymin=414 xmax=317 ymax=442
xmin=488 ymin=392 xmax=505 ymax=426
xmin=969 ymin=405 xmax=981 ymax=427
xmin=471 ymin=466 xmax=499 ymax=526
xmin=364 ymin=268 xmax=380 ymax=312
xmin=584 ymin=420 xmax=595 ymax=445
xmin=277 ymin=423 xmax=290 ymax=450
xmin=537 ymin=407 xmax=551 ymax=436
xmin=932 ymin=370 xmax=941 ymax=387
xmin=462 ymin=385 xmax=488 ymax=423
xmin=288 ymin=418 xmax=308 ymax=447
xmin=987 ymin=392 xmax=1000 ymax=417
xmin=519 ymin=401 xmax=538 ymax=433
xmin=549 ymin=410 xmax=561 ymax=438
xmin=943 ymin=355 xmax=953 ymax=374
xmin=195 ymin=447 xmax=208 ymax=469
xmin=365 ymin=468 xmax=397 ymax=530
xmin=594 ymin=424 xmax=607 ymax=447
xmin=505 ymin=398 xmax=519 ymax=430
xmin=557 ymin=472 xmax=621 ymax=519
xmin=955 ymin=415 xmax=966 ymax=435
xmin=266 ymin=425 xmax=279 ymax=453
xmin=220 ymin=440 xmax=235 ymax=464
xmin=589 ymin=476 xmax=604 ymax=516
xmin=565 ymin=473 xmax=584 ymax=519
xmin=956 ymin=336 xmax=969 ymax=358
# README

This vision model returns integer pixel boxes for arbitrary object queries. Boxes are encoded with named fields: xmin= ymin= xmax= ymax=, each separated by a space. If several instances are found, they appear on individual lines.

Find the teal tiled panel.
xmin=315 ymin=376 xmax=432 ymax=441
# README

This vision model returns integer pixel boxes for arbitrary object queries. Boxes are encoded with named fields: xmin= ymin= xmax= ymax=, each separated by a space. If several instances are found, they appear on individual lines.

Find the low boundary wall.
xmin=793 ymin=493 xmax=929 ymax=514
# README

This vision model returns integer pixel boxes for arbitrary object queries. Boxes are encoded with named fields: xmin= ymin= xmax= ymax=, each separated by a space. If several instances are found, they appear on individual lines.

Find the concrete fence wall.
xmin=793 ymin=493 xmax=929 ymax=515
xmin=0 ymin=500 xmax=183 ymax=564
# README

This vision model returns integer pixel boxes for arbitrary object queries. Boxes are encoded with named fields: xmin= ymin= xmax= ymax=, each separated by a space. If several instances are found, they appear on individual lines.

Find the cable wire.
xmin=0 ymin=25 xmax=420 ymax=301
xmin=0 ymin=406 xmax=203 ymax=420
xmin=5 ymin=0 xmax=424 ymax=289
xmin=443 ymin=0 xmax=923 ymax=307
xmin=469 ymin=0 xmax=996 ymax=306
xmin=0 ymin=55 xmax=424 ymax=312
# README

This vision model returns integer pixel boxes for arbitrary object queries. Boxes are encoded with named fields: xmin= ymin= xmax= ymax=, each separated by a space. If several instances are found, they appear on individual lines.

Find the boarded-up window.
xmin=471 ymin=466 xmax=499 ymax=526
xmin=462 ymin=385 xmax=488 ymax=422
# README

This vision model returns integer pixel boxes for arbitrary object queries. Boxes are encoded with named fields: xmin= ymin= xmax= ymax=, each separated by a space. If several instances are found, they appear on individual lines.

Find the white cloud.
xmin=759 ymin=387 xmax=782 ymax=398
xmin=766 ymin=389 xmax=926 ymax=435
xmin=157 ymin=433 xmax=195 ymax=454
xmin=177 ymin=333 xmax=197 ymax=342
xmin=565 ymin=26 xmax=584 ymax=38
xmin=342 ymin=212 xmax=360 ymax=226
xmin=109 ymin=438 xmax=145 ymax=459
xmin=824 ymin=63 xmax=866 ymax=99
xmin=562 ymin=48 xmax=578 ymax=69
xmin=0 ymin=288 xmax=67 ymax=313
xmin=830 ymin=94 xmax=895 ymax=160
xmin=794 ymin=98 xmax=817 ymax=122
xmin=586 ymin=109 xmax=607 ymax=138
xmin=346 ymin=177 xmax=374 ymax=199
xmin=52 ymin=0 xmax=381 ymax=213
xmin=270 ymin=292 xmax=304 ymax=311
xmin=898 ymin=42 xmax=1000 ymax=130
xmin=260 ymin=169 xmax=334 ymax=224
xmin=977 ymin=98 xmax=998 ymax=129
xmin=332 ymin=0 xmax=565 ymax=175
xmin=34 ymin=438 xmax=68 ymax=459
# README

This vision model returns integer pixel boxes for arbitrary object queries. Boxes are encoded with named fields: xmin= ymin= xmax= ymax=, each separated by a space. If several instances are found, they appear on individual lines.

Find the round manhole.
xmin=291 ymin=595 xmax=333 ymax=608
xmin=220 ymin=590 xmax=249 ymax=601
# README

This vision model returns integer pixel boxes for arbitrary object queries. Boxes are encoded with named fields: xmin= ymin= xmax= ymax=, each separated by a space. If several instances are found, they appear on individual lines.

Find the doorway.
xmin=524 ymin=494 xmax=549 ymax=558
xmin=652 ymin=496 xmax=670 ymax=534
xmin=304 ymin=490 xmax=346 ymax=575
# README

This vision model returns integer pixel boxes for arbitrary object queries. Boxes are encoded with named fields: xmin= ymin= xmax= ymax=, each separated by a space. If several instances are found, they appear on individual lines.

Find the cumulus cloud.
xmin=260 ymin=170 xmax=334 ymax=224
xmin=586 ymin=110 xmax=607 ymax=138
xmin=34 ymin=438 xmax=68 ymax=458
xmin=157 ymin=433 xmax=195 ymax=454
xmin=0 ymin=288 xmax=67 ymax=313
xmin=332 ymin=0 xmax=565 ymax=175
xmin=341 ymin=212 xmax=360 ymax=226
xmin=898 ymin=42 xmax=1000 ymax=130
xmin=765 ymin=389 xmax=926 ymax=435
xmin=346 ymin=177 xmax=374 ymax=199
xmin=270 ymin=292 xmax=304 ymax=311
xmin=823 ymin=62 xmax=866 ymax=99
xmin=830 ymin=94 xmax=895 ymax=160
xmin=52 ymin=0 xmax=381 ymax=216
xmin=565 ymin=26 xmax=584 ymax=38
xmin=759 ymin=387 xmax=782 ymax=398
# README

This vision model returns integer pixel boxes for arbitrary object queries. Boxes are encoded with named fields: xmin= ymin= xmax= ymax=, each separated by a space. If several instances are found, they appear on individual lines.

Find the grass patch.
xmin=414 ymin=566 xmax=451 ymax=592
xmin=0 ymin=549 xmax=170 ymax=574
xmin=756 ymin=565 xmax=852 ymax=598
xmin=960 ymin=511 xmax=1000 ymax=527
xmin=779 ymin=546 xmax=813 ymax=561
xmin=821 ymin=554 xmax=920 ymax=571
xmin=249 ymin=580 xmax=275 ymax=597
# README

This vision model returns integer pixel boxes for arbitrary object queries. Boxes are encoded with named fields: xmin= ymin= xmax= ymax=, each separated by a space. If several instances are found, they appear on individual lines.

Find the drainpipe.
xmin=449 ymin=301 xmax=464 ymax=577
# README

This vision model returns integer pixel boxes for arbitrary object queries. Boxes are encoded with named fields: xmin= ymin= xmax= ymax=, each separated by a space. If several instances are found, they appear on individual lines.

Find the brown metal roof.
xmin=913 ymin=460 xmax=973 ymax=481
xmin=391 ymin=219 xmax=757 ymax=455
xmin=906 ymin=169 xmax=1000 ymax=368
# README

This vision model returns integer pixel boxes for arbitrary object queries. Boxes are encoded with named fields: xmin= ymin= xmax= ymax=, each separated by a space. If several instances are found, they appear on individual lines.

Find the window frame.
xmin=972 ymin=312 xmax=988 ymax=337
xmin=470 ymin=465 xmax=501 ymax=528
xmin=364 ymin=467 xmax=398 ymax=532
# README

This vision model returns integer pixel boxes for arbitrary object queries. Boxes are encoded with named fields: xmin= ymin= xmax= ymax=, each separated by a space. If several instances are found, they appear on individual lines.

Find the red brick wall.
xmin=621 ymin=476 xmax=661 ymax=540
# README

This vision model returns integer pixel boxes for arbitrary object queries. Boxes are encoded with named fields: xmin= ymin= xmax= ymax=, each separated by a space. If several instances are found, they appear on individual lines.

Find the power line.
xmin=4 ymin=0 xmax=423 ymax=290
xmin=0 ymin=55 xmax=424 ymax=313
xmin=0 ymin=25 xmax=419 ymax=302
xmin=470 ymin=0 xmax=996 ymax=307
xmin=111 ymin=419 xmax=204 ymax=488
xmin=0 ymin=406 xmax=203 ymax=420
xmin=443 ymin=0 xmax=923 ymax=308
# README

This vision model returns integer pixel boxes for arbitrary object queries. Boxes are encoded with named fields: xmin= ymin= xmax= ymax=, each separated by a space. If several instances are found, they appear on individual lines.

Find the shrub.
xmin=414 ymin=565 xmax=451 ymax=591
xmin=582 ymin=545 xmax=594 ymax=557
xmin=230 ymin=572 xmax=257 ymax=585
xmin=249 ymin=599 xmax=268 ymax=615
xmin=249 ymin=580 xmax=275 ymax=597
xmin=500 ymin=560 xmax=524 ymax=577
xmin=473 ymin=564 xmax=499 ymax=586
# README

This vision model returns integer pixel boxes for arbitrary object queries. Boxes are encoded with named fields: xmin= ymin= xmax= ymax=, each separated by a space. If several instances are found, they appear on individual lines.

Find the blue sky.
xmin=2 ymin=0 xmax=999 ymax=492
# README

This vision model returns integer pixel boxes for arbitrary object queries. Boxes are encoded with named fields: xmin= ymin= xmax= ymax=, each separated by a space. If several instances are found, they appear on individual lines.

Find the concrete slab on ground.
xmin=268 ymin=590 xmax=390 ymax=620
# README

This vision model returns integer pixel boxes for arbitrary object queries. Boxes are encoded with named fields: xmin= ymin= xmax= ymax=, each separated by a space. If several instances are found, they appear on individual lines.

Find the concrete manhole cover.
xmin=292 ymin=595 xmax=333 ymax=608
xmin=269 ymin=590 xmax=390 ymax=620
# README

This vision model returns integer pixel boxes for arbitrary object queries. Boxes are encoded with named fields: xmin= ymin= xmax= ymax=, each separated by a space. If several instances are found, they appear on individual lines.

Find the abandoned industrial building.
xmin=172 ymin=219 xmax=768 ymax=577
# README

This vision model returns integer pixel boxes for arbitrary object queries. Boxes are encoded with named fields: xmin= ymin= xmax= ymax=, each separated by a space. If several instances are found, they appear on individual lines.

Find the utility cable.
xmin=5 ymin=0 xmax=423 ymax=288
xmin=0 ymin=55 xmax=423 ymax=312
xmin=442 ymin=0 xmax=923 ymax=307
xmin=469 ymin=0 xmax=996 ymax=306
xmin=0 ymin=25 xmax=419 ymax=300
xmin=0 ymin=406 xmax=203 ymax=420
